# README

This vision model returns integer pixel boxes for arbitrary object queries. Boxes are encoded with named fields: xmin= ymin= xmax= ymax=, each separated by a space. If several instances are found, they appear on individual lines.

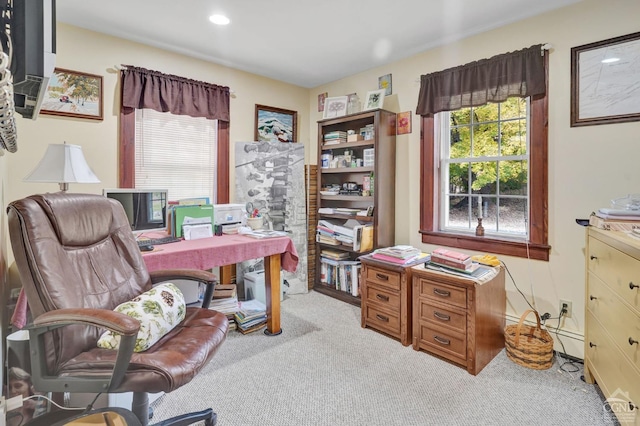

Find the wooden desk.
xmin=142 ymin=234 xmax=299 ymax=335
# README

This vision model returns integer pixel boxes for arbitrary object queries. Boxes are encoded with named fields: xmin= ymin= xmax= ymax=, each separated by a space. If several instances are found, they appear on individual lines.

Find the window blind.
xmin=135 ymin=108 xmax=217 ymax=202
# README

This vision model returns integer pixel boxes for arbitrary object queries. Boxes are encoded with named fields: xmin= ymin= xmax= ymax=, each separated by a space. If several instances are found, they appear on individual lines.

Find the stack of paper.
xmin=234 ymin=299 xmax=267 ymax=334
xmin=208 ymin=284 xmax=239 ymax=330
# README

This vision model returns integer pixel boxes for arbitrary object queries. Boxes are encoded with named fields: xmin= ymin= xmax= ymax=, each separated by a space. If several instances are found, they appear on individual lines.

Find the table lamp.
xmin=24 ymin=143 xmax=100 ymax=192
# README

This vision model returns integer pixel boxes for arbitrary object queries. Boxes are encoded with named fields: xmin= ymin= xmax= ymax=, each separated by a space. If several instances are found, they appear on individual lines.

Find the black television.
xmin=103 ymin=189 xmax=169 ymax=234
xmin=10 ymin=0 xmax=56 ymax=120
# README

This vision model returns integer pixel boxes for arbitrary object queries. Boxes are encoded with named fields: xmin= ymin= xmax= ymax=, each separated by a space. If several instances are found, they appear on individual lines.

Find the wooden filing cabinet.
xmin=412 ymin=265 xmax=505 ymax=375
xmin=360 ymin=256 xmax=419 ymax=346
xmin=585 ymin=228 xmax=640 ymax=424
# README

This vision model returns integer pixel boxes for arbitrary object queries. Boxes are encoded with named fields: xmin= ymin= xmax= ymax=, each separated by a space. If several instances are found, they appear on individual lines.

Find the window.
xmin=418 ymin=46 xmax=549 ymax=261
xmin=439 ymin=98 xmax=529 ymax=237
xmin=134 ymin=109 xmax=218 ymax=202
xmin=119 ymin=65 xmax=230 ymax=203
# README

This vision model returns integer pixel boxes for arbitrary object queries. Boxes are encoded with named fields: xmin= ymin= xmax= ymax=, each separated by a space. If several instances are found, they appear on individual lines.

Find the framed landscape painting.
xmin=40 ymin=68 xmax=103 ymax=120
xmin=255 ymin=104 xmax=298 ymax=143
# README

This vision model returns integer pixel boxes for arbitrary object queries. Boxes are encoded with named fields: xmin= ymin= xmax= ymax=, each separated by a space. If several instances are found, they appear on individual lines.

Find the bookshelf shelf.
xmin=315 ymin=109 xmax=396 ymax=305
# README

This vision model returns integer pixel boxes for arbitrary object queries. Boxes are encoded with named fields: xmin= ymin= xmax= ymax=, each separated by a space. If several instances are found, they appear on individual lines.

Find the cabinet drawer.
xmin=364 ymin=304 xmax=400 ymax=335
xmin=418 ymin=279 xmax=467 ymax=309
xmin=587 ymin=274 xmax=640 ymax=372
xmin=589 ymin=236 xmax=640 ymax=314
xmin=419 ymin=300 xmax=466 ymax=335
xmin=416 ymin=323 xmax=466 ymax=362
xmin=365 ymin=283 xmax=400 ymax=310
xmin=585 ymin=312 xmax=640 ymax=415
xmin=365 ymin=266 xmax=401 ymax=291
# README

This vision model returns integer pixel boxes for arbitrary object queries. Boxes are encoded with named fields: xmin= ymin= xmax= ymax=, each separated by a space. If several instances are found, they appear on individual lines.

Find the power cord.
xmin=500 ymin=260 xmax=536 ymax=311
xmin=548 ymin=305 xmax=580 ymax=374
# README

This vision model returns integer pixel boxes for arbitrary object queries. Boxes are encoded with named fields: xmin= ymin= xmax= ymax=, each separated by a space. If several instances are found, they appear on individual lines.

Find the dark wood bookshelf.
xmin=315 ymin=109 xmax=396 ymax=307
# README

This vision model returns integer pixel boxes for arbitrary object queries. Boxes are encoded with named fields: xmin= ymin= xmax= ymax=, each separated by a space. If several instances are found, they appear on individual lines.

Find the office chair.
xmin=7 ymin=193 xmax=229 ymax=426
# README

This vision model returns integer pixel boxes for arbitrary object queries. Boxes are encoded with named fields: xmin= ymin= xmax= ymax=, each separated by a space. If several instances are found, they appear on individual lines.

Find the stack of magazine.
xmin=371 ymin=245 xmax=429 ymax=265
xmin=234 ymin=299 xmax=267 ymax=334
xmin=427 ymin=248 xmax=494 ymax=279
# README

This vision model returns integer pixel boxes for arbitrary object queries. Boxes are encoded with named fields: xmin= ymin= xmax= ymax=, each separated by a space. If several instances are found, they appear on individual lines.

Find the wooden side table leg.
xmin=264 ymin=254 xmax=282 ymax=336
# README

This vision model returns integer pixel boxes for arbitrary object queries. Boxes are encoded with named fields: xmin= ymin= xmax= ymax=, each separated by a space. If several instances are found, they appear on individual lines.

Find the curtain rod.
xmin=115 ymin=64 xmax=235 ymax=95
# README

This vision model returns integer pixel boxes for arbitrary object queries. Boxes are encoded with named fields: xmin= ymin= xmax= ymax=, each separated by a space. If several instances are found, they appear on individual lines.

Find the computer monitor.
xmin=103 ymin=188 xmax=168 ymax=233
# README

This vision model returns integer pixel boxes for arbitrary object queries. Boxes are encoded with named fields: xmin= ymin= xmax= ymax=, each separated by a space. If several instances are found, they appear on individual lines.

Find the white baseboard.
xmin=505 ymin=313 xmax=585 ymax=360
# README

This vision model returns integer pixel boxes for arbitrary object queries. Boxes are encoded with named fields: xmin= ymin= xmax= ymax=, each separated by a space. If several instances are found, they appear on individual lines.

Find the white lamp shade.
xmin=24 ymin=143 xmax=100 ymax=185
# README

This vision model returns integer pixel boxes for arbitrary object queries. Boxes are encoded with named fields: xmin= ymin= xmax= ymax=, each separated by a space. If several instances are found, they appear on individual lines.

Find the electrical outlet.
xmin=560 ymin=299 xmax=572 ymax=318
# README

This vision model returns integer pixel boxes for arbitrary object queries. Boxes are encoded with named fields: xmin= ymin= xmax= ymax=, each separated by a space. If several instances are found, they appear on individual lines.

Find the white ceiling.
xmin=56 ymin=0 xmax=581 ymax=88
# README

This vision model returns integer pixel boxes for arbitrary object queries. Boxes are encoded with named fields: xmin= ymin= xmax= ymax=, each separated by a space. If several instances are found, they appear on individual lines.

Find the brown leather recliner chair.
xmin=7 ymin=192 xmax=229 ymax=426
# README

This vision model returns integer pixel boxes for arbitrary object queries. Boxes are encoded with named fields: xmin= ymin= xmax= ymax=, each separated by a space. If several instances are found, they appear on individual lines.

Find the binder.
xmin=172 ymin=204 xmax=214 ymax=238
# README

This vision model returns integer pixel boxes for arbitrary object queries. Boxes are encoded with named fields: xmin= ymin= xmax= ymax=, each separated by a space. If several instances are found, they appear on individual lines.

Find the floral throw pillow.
xmin=97 ymin=283 xmax=186 ymax=352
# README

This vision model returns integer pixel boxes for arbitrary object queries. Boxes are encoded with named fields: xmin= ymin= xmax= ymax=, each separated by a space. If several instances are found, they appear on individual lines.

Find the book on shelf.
xmin=431 ymin=247 xmax=472 ymax=266
xmin=319 ymin=258 xmax=361 ymax=296
xmin=321 ymin=249 xmax=351 ymax=260
xmin=316 ymin=218 xmax=372 ymax=252
xmin=375 ymin=245 xmax=421 ymax=259
xmin=334 ymin=208 xmax=360 ymax=216
xmin=234 ymin=299 xmax=267 ymax=333
xmin=213 ymin=284 xmax=237 ymax=299
xmin=589 ymin=213 xmax=640 ymax=232
xmin=371 ymin=251 xmax=429 ymax=265
xmin=425 ymin=262 xmax=494 ymax=280
xmin=237 ymin=321 xmax=266 ymax=334
xmin=430 ymin=255 xmax=473 ymax=271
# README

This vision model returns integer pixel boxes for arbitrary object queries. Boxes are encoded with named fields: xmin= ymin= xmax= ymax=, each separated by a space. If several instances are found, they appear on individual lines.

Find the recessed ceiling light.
xmin=601 ymin=57 xmax=620 ymax=64
xmin=209 ymin=14 xmax=230 ymax=25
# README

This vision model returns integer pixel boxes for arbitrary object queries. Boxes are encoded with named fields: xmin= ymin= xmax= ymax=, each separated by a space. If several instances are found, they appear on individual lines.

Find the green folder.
xmin=172 ymin=204 xmax=214 ymax=238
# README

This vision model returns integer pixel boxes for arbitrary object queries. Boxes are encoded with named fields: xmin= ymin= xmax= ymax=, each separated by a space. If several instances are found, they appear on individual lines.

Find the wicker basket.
xmin=504 ymin=309 xmax=554 ymax=370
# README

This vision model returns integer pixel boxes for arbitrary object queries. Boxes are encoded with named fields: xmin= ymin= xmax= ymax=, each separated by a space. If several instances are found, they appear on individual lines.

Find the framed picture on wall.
xmin=40 ymin=68 xmax=104 ymax=120
xmin=397 ymin=111 xmax=412 ymax=135
xmin=322 ymin=96 xmax=348 ymax=119
xmin=255 ymin=104 xmax=298 ymax=143
xmin=571 ymin=31 xmax=640 ymax=126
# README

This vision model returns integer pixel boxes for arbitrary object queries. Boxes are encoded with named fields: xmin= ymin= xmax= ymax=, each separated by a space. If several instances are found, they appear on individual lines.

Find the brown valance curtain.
xmin=121 ymin=66 xmax=230 ymax=122
xmin=415 ymin=44 xmax=546 ymax=116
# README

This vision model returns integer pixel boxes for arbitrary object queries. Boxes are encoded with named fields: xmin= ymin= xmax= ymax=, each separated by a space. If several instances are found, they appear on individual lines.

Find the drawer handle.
xmin=590 ymin=255 xmax=598 ymax=260
xmin=629 ymin=337 xmax=639 ymax=346
xmin=630 ymin=282 xmax=640 ymax=290
xmin=589 ymin=342 xmax=597 ymax=348
xmin=433 ymin=288 xmax=451 ymax=297
xmin=589 ymin=295 xmax=597 ymax=300
xmin=375 ymin=273 xmax=389 ymax=281
xmin=433 ymin=311 xmax=451 ymax=321
xmin=375 ymin=294 xmax=389 ymax=302
xmin=375 ymin=314 xmax=389 ymax=322
xmin=433 ymin=335 xmax=450 ymax=345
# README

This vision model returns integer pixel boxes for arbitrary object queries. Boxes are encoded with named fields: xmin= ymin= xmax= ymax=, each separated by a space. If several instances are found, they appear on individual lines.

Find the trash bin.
xmin=243 ymin=270 xmax=285 ymax=305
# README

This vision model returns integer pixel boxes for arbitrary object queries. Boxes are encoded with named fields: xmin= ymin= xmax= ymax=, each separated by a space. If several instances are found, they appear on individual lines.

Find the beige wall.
xmin=8 ymin=23 xmax=311 ymax=204
xmin=3 ymin=0 xmax=639 ymax=359
xmin=312 ymin=0 xmax=640 ymax=357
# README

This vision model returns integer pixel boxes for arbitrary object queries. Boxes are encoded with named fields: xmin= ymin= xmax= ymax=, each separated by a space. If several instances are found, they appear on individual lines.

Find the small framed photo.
xmin=363 ymin=89 xmax=386 ymax=111
xmin=379 ymin=74 xmax=392 ymax=96
xmin=318 ymin=92 xmax=328 ymax=112
xmin=397 ymin=111 xmax=412 ymax=135
xmin=322 ymin=96 xmax=348 ymax=119
xmin=255 ymin=104 xmax=298 ymax=142
xmin=40 ymin=68 xmax=103 ymax=120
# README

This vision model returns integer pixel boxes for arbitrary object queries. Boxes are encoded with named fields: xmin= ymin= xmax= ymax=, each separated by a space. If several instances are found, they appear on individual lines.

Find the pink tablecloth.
xmin=11 ymin=234 xmax=298 ymax=329
xmin=141 ymin=234 xmax=299 ymax=273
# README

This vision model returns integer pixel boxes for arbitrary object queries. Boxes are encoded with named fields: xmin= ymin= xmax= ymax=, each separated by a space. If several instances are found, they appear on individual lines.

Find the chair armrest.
xmin=34 ymin=308 xmax=140 ymax=336
xmin=149 ymin=269 xmax=218 ymax=308
xmin=27 ymin=308 xmax=140 ymax=393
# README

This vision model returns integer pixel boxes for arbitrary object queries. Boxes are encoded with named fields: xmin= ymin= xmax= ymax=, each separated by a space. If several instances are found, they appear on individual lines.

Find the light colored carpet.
xmin=150 ymin=290 xmax=618 ymax=426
